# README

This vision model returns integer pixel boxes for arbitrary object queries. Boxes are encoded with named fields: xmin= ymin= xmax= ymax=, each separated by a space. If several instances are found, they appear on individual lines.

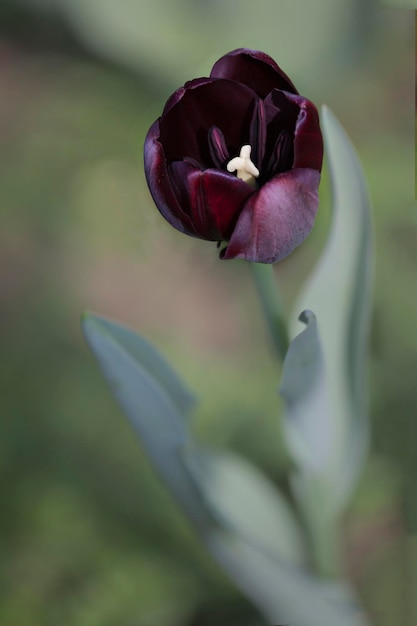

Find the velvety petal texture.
xmin=144 ymin=48 xmax=323 ymax=264
xmin=221 ymin=169 xmax=321 ymax=263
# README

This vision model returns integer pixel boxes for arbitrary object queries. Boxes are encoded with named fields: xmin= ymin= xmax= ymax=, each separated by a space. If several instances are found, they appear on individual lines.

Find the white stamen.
xmin=227 ymin=145 xmax=259 ymax=187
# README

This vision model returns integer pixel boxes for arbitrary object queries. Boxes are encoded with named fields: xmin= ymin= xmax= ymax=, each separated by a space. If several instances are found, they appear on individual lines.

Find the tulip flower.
xmin=144 ymin=48 xmax=323 ymax=263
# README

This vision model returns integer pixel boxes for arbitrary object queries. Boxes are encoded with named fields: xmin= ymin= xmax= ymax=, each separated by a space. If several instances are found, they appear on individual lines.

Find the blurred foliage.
xmin=0 ymin=1 xmax=415 ymax=624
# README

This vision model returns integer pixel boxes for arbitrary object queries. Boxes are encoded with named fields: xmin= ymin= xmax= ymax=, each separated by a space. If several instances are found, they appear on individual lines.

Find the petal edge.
xmin=210 ymin=48 xmax=298 ymax=98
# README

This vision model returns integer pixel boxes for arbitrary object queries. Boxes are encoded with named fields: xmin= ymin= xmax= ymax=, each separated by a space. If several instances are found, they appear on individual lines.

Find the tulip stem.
xmin=250 ymin=263 xmax=289 ymax=361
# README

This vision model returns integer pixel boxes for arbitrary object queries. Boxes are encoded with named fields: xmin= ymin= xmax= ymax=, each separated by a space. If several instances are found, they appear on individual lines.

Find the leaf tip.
xmin=298 ymin=309 xmax=316 ymax=326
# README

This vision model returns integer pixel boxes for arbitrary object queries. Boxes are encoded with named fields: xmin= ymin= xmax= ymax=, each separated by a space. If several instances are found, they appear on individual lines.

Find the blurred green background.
xmin=0 ymin=1 xmax=416 ymax=624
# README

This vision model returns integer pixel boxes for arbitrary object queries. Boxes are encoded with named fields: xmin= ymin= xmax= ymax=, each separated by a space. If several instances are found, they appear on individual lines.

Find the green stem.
xmin=250 ymin=263 xmax=289 ymax=361
xmin=308 ymin=514 xmax=341 ymax=579
xmin=296 ymin=481 xmax=342 ymax=580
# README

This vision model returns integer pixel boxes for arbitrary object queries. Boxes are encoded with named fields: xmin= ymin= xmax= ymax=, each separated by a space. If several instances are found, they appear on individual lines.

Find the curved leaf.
xmin=82 ymin=313 xmax=195 ymax=416
xmin=207 ymin=530 xmax=370 ymax=626
xmin=83 ymin=311 xmax=369 ymax=622
xmin=81 ymin=313 xmax=207 ymax=525
xmin=280 ymin=310 xmax=334 ymax=478
xmin=183 ymin=447 xmax=307 ymax=566
xmin=289 ymin=106 xmax=373 ymax=513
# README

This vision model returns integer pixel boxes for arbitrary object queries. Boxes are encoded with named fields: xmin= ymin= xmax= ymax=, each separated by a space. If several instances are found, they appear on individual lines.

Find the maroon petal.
xmin=248 ymin=98 xmax=266 ymax=170
xmin=265 ymin=130 xmax=293 ymax=177
xmin=159 ymin=78 xmax=257 ymax=167
xmin=144 ymin=120 xmax=200 ymax=237
xmin=284 ymin=93 xmax=323 ymax=172
xmin=162 ymin=77 xmax=214 ymax=115
xmin=171 ymin=162 xmax=254 ymax=240
xmin=262 ymin=89 xmax=300 ymax=174
xmin=222 ymin=168 xmax=320 ymax=263
xmin=210 ymin=48 xmax=298 ymax=99
xmin=208 ymin=126 xmax=229 ymax=168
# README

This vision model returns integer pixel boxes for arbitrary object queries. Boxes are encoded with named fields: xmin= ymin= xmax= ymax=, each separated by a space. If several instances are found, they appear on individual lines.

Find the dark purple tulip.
xmin=144 ymin=49 xmax=323 ymax=263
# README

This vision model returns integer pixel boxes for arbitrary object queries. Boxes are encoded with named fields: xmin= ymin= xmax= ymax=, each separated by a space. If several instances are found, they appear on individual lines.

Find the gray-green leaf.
xmin=83 ymin=313 xmax=195 ymax=416
xmin=82 ymin=313 xmax=207 ymax=526
xmin=207 ymin=530 xmax=370 ymax=626
xmin=288 ymin=106 xmax=373 ymax=514
xmin=183 ymin=447 xmax=307 ymax=566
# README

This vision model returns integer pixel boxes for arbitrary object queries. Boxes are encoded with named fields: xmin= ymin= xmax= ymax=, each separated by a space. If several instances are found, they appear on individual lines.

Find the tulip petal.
xmin=170 ymin=161 xmax=254 ymax=240
xmin=197 ymin=169 xmax=255 ymax=240
xmin=262 ymin=90 xmax=299 ymax=175
xmin=285 ymin=93 xmax=324 ymax=172
xmin=159 ymin=79 xmax=257 ymax=168
xmin=222 ymin=169 xmax=320 ymax=264
xmin=162 ymin=77 xmax=215 ymax=115
xmin=249 ymin=99 xmax=267 ymax=170
xmin=265 ymin=130 xmax=293 ymax=178
xmin=262 ymin=90 xmax=323 ymax=174
xmin=144 ymin=120 xmax=201 ymax=237
xmin=208 ymin=126 xmax=229 ymax=168
xmin=210 ymin=48 xmax=298 ymax=99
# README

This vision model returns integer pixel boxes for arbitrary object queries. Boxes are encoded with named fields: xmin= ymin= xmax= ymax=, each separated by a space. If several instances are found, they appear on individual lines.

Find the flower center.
xmin=227 ymin=145 xmax=259 ymax=188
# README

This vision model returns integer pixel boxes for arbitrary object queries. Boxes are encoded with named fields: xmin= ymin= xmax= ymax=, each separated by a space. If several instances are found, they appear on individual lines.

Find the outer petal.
xmin=284 ymin=93 xmax=323 ymax=171
xmin=170 ymin=161 xmax=254 ymax=240
xmin=162 ymin=77 xmax=215 ymax=115
xmin=210 ymin=48 xmax=298 ymax=98
xmin=144 ymin=119 xmax=200 ymax=237
xmin=221 ymin=168 xmax=320 ymax=263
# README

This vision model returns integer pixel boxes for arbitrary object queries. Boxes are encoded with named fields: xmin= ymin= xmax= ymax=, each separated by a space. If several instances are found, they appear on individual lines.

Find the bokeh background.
xmin=0 ymin=1 xmax=416 ymax=624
